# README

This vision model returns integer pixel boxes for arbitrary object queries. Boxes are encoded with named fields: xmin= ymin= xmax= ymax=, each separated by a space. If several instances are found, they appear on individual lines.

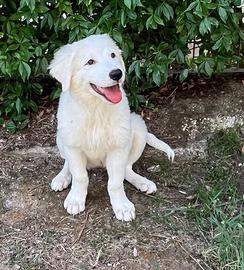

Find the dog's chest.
xmin=85 ymin=118 xmax=112 ymax=150
xmin=57 ymin=95 xmax=131 ymax=151
xmin=83 ymin=112 xmax=130 ymax=152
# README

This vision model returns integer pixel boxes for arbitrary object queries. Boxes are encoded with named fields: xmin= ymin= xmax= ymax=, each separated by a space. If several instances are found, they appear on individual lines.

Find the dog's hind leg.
xmin=125 ymin=113 xmax=157 ymax=194
xmin=125 ymin=166 xmax=157 ymax=194
xmin=51 ymin=160 xmax=71 ymax=191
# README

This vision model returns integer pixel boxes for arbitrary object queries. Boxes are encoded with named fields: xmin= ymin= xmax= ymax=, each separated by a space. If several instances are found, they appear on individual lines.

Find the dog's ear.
xmin=49 ymin=44 xmax=75 ymax=92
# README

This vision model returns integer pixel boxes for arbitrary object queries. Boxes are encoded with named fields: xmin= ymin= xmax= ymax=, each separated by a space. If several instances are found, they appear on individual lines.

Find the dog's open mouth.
xmin=90 ymin=83 xmax=122 ymax=104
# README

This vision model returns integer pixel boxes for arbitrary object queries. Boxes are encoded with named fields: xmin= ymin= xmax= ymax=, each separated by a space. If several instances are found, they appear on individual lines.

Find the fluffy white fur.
xmin=49 ymin=34 xmax=175 ymax=221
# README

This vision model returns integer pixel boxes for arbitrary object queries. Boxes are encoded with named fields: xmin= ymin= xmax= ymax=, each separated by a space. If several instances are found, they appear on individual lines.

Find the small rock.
xmin=179 ymin=190 xmax=187 ymax=195
xmin=241 ymin=145 xmax=244 ymax=154
xmin=186 ymin=194 xmax=197 ymax=200
xmin=147 ymin=165 xmax=161 ymax=173
xmin=133 ymin=247 xmax=138 ymax=257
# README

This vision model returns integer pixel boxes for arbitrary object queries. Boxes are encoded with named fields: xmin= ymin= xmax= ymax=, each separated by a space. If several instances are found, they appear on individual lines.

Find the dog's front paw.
xmin=166 ymin=147 xmax=175 ymax=162
xmin=51 ymin=174 xmax=71 ymax=191
xmin=112 ymin=197 xmax=135 ymax=222
xmin=64 ymin=190 xmax=85 ymax=215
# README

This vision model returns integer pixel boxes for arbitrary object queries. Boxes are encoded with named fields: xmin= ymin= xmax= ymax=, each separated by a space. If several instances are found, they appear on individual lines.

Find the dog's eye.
xmin=111 ymin=53 xmax=115 ymax=58
xmin=87 ymin=59 xmax=95 ymax=65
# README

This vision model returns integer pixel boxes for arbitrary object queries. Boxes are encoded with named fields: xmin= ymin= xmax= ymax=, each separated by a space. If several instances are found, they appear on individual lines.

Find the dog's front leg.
xmin=63 ymin=147 xmax=88 ymax=215
xmin=106 ymin=148 xmax=135 ymax=221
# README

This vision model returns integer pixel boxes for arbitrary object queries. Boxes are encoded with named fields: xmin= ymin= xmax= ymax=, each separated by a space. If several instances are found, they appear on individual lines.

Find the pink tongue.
xmin=99 ymin=85 xmax=122 ymax=103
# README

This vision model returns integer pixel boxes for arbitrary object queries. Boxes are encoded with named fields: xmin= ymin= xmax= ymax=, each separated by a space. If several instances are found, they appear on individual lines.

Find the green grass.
xmin=189 ymin=128 xmax=244 ymax=270
xmin=145 ymin=128 xmax=244 ymax=269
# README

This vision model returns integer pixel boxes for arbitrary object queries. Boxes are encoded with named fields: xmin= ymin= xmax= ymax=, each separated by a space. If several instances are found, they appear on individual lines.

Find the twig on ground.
xmin=56 ymin=216 xmax=76 ymax=227
xmin=166 ymin=87 xmax=178 ymax=100
xmin=92 ymin=246 xmax=103 ymax=268
xmin=28 ymin=183 xmax=46 ymax=194
xmin=71 ymin=211 xmax=90 ymax=246
xmin=197 ymin=224 xmax=210 ymax=244
xmin=176 ymin=241 xmax=206 ymax=270
xmin=41 ymin=258 xmax=55 ymax=269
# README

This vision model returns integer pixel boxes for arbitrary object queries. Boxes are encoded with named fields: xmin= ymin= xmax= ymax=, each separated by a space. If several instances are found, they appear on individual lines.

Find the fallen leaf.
xmin=147 ymin=164 xmax=161 ymax=173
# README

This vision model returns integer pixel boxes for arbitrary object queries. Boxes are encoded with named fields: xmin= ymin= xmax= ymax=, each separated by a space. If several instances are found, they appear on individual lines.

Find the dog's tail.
xmin=147 ymin=133 xmax=175 ymax=162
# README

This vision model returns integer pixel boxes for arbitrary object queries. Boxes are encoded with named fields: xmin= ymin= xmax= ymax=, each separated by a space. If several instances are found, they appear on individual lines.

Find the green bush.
xmin=0 ymin=0 xmax=243 ymax=130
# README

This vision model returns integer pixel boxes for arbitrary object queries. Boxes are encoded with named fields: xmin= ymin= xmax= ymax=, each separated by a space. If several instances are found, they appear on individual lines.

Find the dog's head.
xmin=49 ymin=34 xmax=125 ymax=104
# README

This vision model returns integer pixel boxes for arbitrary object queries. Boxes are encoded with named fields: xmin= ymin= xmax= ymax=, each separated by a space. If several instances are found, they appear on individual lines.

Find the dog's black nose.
xmin=109 ymin=69 xmax=122 ymax=81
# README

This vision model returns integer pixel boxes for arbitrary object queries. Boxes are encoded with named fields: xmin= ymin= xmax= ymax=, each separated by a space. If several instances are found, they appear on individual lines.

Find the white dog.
xmin=49 ymin=34 xmax=174 ymax=221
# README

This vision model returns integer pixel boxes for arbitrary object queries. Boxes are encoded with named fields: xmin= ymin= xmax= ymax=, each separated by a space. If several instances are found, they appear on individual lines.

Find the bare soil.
xmin=0 ymin=77 xmax=244 ymax=270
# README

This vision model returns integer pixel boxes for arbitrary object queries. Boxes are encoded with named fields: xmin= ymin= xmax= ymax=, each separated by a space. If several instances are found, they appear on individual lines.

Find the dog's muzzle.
xmin=90 ymin=83 xmax=122 ymax=104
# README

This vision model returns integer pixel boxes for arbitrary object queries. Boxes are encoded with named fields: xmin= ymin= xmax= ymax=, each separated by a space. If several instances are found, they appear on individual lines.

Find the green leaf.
xmin=18 ymin=118 xmax=29 ymax=130
xmin=18 ymin=61 xmax=31 ymax=80
xmin=35 ymin=47 xmax=42 ymax=57
xmin=153 ymin=16 xmax=164 ymax=26
xmin=176 ymin=49 xmax=184 ymax=63
xmin=15 ymin=98 xmax=22 ymax=114
xmin=134 ymin=61 xmax=141 ymax=78
xmin=146 ymin=15 xmax=154 ymax=30
xmin=205 ymin=61 xmax=213 ymax=76
xmin=216 ymin=60 xmax=225 ymax=72
xmin=5 ymin=120 xmax=16 ymax=132
xmin=29 ymin=100 xmax=38 ymax=112
xmin=194 ymin=3 xmax=203 ymax=18
xmin=83 ymin=0 xmax=92 ymax=7
xmin=156 ymin=62 xmax=165 ymax=72
xmin=199 ymin=20 xmax=207 ymax=35
xmin=40 ymin=58 xmax=48 ymax=73
xmin=40 ymin=14 xmax=48 ymax=29
xmin=50 ymin=87 xmax=61 ymax=100
xmin=222 ymin=36 xmax=232 ymax=52
xmin=124 ymin=0 xmax=132 ymax=9
xmin=168 ymin=49 xmax=178 ymax=60
xmin=6 ymin=21 xmax=11 ymax=34
xmin=23 ymin=62 xmax=31 ymax=79
xmin=239 ymin=30 xmax=244 ymax=40
xmin=161 ymin=3 xmax=174 ymax=20
xmin=28 ymin=0 xmax=35 ymax=12
xmin=120 ymin=10 xmax=126 ymax=27
xmin=128 ymin=60 xmax=141 ymax=78
xmin=47 ymin=13 xmax=54 ymax=29
xmin=112 ymin=30 xmax=123 ymax=43
xmin=133 ymin=0 xmax=143 ymax=8
xmin=19 ymin=0 xmax=35 ymax=12
xmin=127 ymin=10 xmax=137 ymax=20
xmin=152 ymin=68 xmax=161 ymax=86
xmin=7 ymin=44 xmax=19 ymax=51
xmin=209 ymin=17 xmax=219 ymax=27
xmin=19 ymin=0 xmax=27 ymax=9
xmin=218 ymin=7 xmax=228 ymax=22
xmin=185 ymin=1 xmax=198 ymax=12
xmin=205 ymin=3 xmax=218 ymax=9
xmin=199 ymin=17 xmax=211 ymax=35
xmin=180 ymin=69 xmax=189 ymax=81
xmin=32 ymin=83 xmax=43 ymax=95
xmin=212 ymin=38 xmax=223 ymax=50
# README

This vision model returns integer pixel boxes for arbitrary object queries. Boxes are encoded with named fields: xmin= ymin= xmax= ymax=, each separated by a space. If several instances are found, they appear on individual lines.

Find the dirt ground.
xmin=0 ymin=77 xmax=244 ymax=270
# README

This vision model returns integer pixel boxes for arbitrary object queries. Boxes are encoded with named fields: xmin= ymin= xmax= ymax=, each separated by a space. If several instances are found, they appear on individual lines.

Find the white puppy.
xmin=49 ymin=34 xmax=174 ymax=221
